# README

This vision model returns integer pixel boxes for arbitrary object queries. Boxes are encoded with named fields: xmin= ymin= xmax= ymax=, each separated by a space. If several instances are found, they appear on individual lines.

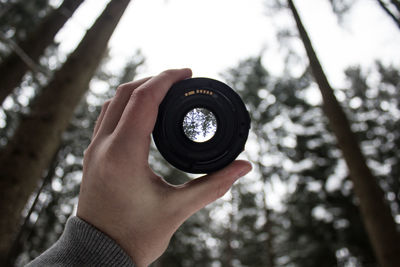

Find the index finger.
xmin=115 ymin=68 xmax=192 ymax=140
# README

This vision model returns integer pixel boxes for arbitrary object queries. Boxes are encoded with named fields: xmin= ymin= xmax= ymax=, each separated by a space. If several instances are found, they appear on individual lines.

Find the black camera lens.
xmin=152 ymin=78 xmax=250 ymax=174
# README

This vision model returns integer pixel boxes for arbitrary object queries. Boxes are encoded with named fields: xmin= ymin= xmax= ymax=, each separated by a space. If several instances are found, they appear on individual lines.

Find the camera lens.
xmin=153 ymin=78 xmax=250 ymax=174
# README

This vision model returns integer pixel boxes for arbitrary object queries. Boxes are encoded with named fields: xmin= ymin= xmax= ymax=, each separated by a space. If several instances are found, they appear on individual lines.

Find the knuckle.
xmin=83 ymin=147 xmax=91 ymax=159
xmin=103 ymin=99 xmax=112 ymax=108
xmin=115 ymin=84 xmax=129 ymax=97
xmin=132 ymin=86 xmax=156 ymax=103
xmin=161 ymin=69 xmax=175 ymax=76
xmin=83 ymin=144 xmax=96 ymax=164
xmin=99 ymin=100 xmax=111 ymax=114
xmin=160 ymin=69 xmax=177 ymax=80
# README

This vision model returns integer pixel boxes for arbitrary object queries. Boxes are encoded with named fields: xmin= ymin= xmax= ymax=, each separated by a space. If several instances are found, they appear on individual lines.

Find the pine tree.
xmin=375 ymin=0 xmax=400 ymax=29
xmin=0 ymin=0 xmax=85 ymax=104
xmin=0 ymin=0 xmax=53 ymax=46
xmin=220 ymin=53 xmax=399 ymax=266
xmin=0 ymin=0 xmax=132 ymax=264
xmin=280 ymin=61 xmax=400 ymax=267
xmin=10 ymin=53 xmax=144 ymax=266
xmin=223 ymin=56 xmax=279 ymax=267
xmin=287 ymin=1 xmax=400 ymax=266
xmin=328 ymin=0 xmax=400 ymax=29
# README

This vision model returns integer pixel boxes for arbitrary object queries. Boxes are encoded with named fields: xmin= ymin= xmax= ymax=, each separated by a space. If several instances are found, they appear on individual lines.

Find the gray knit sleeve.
xmin=26 ymin=216 xmax=135 ymax=267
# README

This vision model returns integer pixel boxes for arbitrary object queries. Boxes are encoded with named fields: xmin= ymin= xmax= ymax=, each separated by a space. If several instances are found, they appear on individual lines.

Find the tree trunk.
xmin=287 ymin=1 xmax=400 ymax=266
xmin=390 ymin=0 xmax=400 ymax=13
xmin=6 ymin=150 xmax=59 ymax=266
xmin=0 ymin=0 xmax=85 ymax=105
xmin=256 ymin=133 xmax=275 ymax=267
xmin=0 ymin=0 xmax=132 ymax=264
xmin=376 ymin=0 xmax=400 ymax=30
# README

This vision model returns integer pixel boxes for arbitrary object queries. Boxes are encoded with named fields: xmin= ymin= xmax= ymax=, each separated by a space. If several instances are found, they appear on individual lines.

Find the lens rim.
xmin=153 ymin=78 xmax=250 ymax=173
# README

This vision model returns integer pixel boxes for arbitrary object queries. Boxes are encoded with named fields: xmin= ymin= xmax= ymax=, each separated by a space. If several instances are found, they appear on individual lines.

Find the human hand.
xmin=77 ymin=69 xmax=252 ymax=267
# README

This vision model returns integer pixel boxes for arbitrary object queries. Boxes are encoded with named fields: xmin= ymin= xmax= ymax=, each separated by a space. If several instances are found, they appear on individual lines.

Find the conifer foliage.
xmin=287 ymin=1 xmax=400 ymax=266
xmin=0 ymin=0 xmax=132 ymax=265
xmin=0 ymin=0 xmax=85 ymax=104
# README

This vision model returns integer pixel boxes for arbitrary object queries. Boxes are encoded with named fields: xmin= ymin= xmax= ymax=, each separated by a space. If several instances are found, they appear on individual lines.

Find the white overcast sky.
xmin=57 ymin=0 xmax=400 ymax=87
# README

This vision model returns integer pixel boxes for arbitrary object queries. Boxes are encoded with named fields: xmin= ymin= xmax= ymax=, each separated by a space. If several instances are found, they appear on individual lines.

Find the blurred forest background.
xmin=0 ymin=0 xmax=399 ymax=266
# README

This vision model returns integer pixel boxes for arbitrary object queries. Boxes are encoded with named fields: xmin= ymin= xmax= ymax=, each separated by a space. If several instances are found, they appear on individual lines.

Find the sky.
xmin=56 ymin=0 xmax=400 ymax=87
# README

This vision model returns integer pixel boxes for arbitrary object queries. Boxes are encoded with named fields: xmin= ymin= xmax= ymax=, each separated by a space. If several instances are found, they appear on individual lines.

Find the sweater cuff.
xmin=26 ymin=216 xmax=134 ymax=267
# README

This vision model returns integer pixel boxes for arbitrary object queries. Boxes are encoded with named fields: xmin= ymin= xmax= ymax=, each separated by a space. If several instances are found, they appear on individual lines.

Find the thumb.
xmin=175 ymin=160 xmax=252 ymax=218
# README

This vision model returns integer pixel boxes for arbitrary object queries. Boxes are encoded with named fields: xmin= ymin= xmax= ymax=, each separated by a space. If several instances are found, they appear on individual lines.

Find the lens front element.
xmin=153 ymin=78 xmax=250 ymax=174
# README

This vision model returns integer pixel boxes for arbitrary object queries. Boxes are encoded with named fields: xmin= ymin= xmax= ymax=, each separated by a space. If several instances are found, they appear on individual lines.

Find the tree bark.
xmin=377 ymin=0 xmax=400 ymax=30
xmin=0 ymin=0 xmax=132 ymax=264
xmin=6 ymin=150 xmax=59 ymax=266
xmin=287 ymin=1 xmax=400 ymax=266
xmin=0 ymin=0 xmax=85 ymax=105
xmin=390 ymin=0 xmax=400 ymax=13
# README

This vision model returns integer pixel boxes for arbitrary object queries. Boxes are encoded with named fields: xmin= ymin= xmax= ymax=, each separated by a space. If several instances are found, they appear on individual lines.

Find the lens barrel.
xmin=153 ymin=78 xmax=250 ymax=173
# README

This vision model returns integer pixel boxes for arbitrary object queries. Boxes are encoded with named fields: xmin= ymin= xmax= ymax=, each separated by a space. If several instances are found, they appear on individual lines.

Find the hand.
xmin=77 ymin=69 xmax=252 ymax=267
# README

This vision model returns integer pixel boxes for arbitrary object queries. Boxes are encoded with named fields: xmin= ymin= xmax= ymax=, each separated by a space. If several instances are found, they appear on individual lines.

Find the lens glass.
xmin=183 ymin=108 xmax=217 ymax=143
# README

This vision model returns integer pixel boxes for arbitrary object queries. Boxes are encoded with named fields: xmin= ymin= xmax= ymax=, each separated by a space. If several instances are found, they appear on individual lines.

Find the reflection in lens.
xmin=183 ymin=108 xmax=217 ymax=142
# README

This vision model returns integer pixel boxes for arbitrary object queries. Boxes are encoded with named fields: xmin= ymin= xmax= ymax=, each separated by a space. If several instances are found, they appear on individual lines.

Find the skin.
xmin=77 ymin=68 xmax=252 ymax=267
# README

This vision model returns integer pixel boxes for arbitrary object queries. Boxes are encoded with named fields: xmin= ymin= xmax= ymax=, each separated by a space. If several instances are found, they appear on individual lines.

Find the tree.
xmin=287 ymin=1 xmax=400 ymax=266
xmin=279 ymin=61 xmax=400 ymax=267
xmin=223 ymin=56 xmax=280 ymax=267
xmin=328 ymin=0 xmax=400 ymax=29
xmin=182 ymin=108 xmax=217 ymax=142
xmin=222 ymin=55 xmax=397 ymax=266
xmin=374 ymin=0 xmax=400 ymax=29
xmin=10 ymin=53 xmax=145 ymax=266
xmin=0 ymin=0 xmax=53 ymax=46
xmin=0 ymin=0 xmax=85 ymax=104
xmin=0 ymin=0 xmax=132 ymax=264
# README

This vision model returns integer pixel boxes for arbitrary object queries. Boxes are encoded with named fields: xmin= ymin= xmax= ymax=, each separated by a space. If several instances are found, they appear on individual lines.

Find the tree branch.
xmin=390 ymin=0 xmax=400 ymax=14
xmin=0 ymin=33 xmax=50 ymax=76
xmin=377 ymin=0 xmax=400 ymax=30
